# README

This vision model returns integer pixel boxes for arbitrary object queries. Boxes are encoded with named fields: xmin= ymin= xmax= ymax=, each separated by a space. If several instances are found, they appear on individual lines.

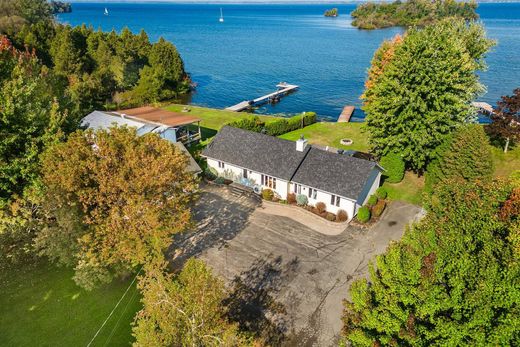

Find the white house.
xmin=202 ymin=126 xmax=383 ymax=221
xmin=81 ymin=107 xmax=202 ymax=174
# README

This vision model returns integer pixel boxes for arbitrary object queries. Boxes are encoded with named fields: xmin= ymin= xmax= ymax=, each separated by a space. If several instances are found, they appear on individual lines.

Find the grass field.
xmin=0 ymin=262 xmax=141 ymax=347
xmin=490 ymin=145 xmax=520 ymax=179
xmin=279 ymin=122 xmax=370 ymax=152
xmin=164 ymin=104 xmax=280 ymax=140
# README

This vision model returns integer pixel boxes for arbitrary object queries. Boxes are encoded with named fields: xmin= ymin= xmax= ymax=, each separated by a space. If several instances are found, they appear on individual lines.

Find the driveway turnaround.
xmin=169 ymin=185 xmax=423 ymax=347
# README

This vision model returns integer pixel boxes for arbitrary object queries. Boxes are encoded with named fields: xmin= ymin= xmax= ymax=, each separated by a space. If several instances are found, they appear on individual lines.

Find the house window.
xmin=308 ymin=188 xmax=317 ymax=199
xmin=218 ymin=161 xmax=225 ymax=169
xmin=261 ymin=175 xmax=276 ymax=189
xmin=294 ymin=184 xmax=301 ymax=194
xmin=331 ymin=195 xmax=340 ymax=207
xmin=243 ymin=169 xmax=248 ymax=179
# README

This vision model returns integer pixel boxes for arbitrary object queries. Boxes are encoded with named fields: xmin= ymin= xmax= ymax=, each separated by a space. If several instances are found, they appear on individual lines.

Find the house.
xmin=81 ymin=107 xmax=202 ymax=174
xmin=202 ymin=126 xmax=383 ymax=220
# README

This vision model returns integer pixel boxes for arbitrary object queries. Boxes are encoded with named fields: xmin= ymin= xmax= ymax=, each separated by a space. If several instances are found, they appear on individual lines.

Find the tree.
xmin=363 ymin=19 xmax=494 ymax=170
xmin=36 ymin=127 xmax=197 ymax=290
xmin=425 ymin=124 xmax=494 ymax=191
xmin=487 ymin=88 xmax=520 ymax=153
xmin=133 ymin=258 xmax=252 ymax=347
xmin=342 ymin=179 xmax=519 ymax=346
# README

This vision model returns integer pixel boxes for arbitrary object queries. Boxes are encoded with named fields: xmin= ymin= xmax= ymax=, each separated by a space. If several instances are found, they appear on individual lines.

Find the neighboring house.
xmin=81 ymin=107 xmax=202 ymax=174
xmin=202 ymin=126 xmax=383 ymax=221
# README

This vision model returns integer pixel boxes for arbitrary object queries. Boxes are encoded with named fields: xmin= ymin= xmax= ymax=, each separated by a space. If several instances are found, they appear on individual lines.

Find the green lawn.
xmin=383 ymin=172 xmax=425 ymax=206
xmin=163 ymin=104 xmax=280 ymax=140
xmin=0 ymin=262 xmax=141 ymax=347
xmin=279 ymin=122 xmax=370 ymax=152
xmin=490 ymin=144 xmax=520 ymax=179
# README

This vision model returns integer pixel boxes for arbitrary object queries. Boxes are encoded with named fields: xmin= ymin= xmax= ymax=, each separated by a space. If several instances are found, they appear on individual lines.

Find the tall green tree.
xmin=133 ymin=258 xmax=252 ymax=347
xmin=425 ymin=124 xmax=494 ymax=191
xmin=363 ymin=19 xmax=493 ymax=170
xmin=36 ymin=126 xmax=197 ymax=290
xmin=342 ymin=179 xmax=519 ymax=346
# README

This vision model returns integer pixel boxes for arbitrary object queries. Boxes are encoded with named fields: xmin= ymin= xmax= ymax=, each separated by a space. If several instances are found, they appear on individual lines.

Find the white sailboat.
xmin=219 ymin=8 xmax=224 ymax=23
xmin=104 ymin=7 xmax=109 ymax=16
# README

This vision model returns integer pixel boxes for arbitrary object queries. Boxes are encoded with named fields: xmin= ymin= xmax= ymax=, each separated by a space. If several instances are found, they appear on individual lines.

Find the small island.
xmin=50 ymin=1 xmax=72 ymax=14
xmin=324 ymin=8 xmax=339 ymax=18
xmin=351 ymin=0 xmax=478 ymax=30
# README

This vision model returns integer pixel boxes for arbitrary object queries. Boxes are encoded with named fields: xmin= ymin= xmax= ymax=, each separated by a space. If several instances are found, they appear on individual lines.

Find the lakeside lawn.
xmin=490 ymin=145 xmax=520 ymax=179
xmin=0 ymin=262 xmax=140 ymax=347
xmin=163 ymin=104 xmax=280 ymax=140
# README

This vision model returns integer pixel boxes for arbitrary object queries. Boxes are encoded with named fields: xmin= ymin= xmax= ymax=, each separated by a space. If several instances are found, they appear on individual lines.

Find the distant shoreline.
xmin=66 ymin=1 xmax=520 ymax=4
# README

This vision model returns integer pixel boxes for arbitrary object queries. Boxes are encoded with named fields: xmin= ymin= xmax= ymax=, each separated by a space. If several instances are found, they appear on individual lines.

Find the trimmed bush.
xmin=262 ymin=189 xmax=274 ymax=201
xmin=296 ymin=194 xmax=308 ymax=206
xmin=226 ymin=116 xmax=265 ymax=132
xmin=326 ymin=213 xmax=336 ymax=221
xmin=367 ymin=194 xmax=378 ymax=207
xmin=336 ymin=209 xmax=349 ymax=222
xmin=376 ymin=186 xmax=387 ymax=200
xmin=372 ymin=200 xmax=386 ymax=218
xmin=228 ymin=112 xmax=317 ymax=136
xmin=357 ymin=206 xmax=371 ymax=223
xmin=204 ymin=167 xmax=217 ymax=180
xmin=316 ymin=202 xmax=326 ymax=214
xmin=380 ymin=152 xmax=405 ymax=183
xmin=214 ymin=177 xmax=225 ymax=185
xmin=287 ymin=193 xmax=297 ymax=204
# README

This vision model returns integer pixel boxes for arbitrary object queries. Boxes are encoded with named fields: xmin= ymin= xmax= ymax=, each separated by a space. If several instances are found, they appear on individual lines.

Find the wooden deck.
xmin=226 ymin=83 xmax=299 ymax=112
xmin=337 ymin=106 xmax=355 ymax=122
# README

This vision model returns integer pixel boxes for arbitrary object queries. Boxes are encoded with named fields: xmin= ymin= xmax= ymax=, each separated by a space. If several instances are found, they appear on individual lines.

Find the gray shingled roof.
xmin=202 ymin=126 xmax=310 ymax=180
xmin=291 ymin=147 xmax=378 ymax=200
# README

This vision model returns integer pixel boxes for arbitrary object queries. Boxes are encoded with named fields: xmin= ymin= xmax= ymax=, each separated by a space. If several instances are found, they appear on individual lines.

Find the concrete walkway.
xmin=259 ymin=201 xmax=349 ymax=236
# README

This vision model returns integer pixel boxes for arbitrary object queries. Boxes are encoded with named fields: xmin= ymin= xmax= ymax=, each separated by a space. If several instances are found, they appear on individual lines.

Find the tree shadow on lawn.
xmin=224 ymin=254 xmax=301 ymax=346
xmin=168 ymin=190 xmax=258 ymax=270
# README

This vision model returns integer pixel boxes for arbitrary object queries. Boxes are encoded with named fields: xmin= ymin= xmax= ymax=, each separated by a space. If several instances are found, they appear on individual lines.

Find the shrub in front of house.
xmin=316 ymin=202 xmax=326 ymax=214
xmin=336 ymin=209 xmax=348 ymax=222
xmin=204 ymin=167 xmax=217 ymax=180
xmin=380 ymin=152 xmax=405 ymax=183
xmin=262 ymin=189 xmax=274 ymax=201
xmin=296 ymin=194 xmax=308 ymax=206
xmin=372 ymin=200 xmax=386 ymax=218
xmin=214 ymin=177 xmax=226 ymax=185
xmin=357 ymin=206 xmax=371 ymax=223
xmin=287 ymin=193 xmax=297 ymax=204
xmin=367 ymin=194 xmax=378 ymax=207
xmin=326 ymin=212 xmax=336 ymax=221
xmin=376 ymin=186 xmax=387 ymax=200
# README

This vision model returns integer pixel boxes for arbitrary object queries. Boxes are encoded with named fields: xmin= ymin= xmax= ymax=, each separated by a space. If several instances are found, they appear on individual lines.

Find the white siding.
xmin=206 ymin=158 xmax=289 ymax=199
xmin=361 ymin=171 xmax=382 ymax=206
xmin=290 ymin=183 xmax=357 ymax=221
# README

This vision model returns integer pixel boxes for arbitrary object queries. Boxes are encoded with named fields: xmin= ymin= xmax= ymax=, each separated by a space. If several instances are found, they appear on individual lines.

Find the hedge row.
xmin=227 ymin=112 xmax=317 ymax=136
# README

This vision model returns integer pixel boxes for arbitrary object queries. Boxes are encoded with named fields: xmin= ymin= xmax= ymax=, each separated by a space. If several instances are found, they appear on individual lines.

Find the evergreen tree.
xmin=425 ymin=124 xmax=494 ymax=191
xmin=363 ymin=19 xmax=493 ymax=170
xmin=343 ymin=179 xmax=520 ymax=346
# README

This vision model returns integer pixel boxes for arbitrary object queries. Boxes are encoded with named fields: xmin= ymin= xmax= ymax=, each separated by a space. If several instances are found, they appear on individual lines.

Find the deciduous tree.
xmin=487 ymin=88 xmax=520 ymax=153
xmin=36 ymin=127 xmax=197 ymax=289
xmin=342 ymin=179 xmax=519 ymax=346
xmin=133 ymin=258 xmax=252 ymax=347
xmin=363 ymin=19 xmax=493 ymax=170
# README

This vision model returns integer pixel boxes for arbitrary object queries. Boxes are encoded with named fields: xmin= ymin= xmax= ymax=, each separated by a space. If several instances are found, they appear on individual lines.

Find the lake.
xmin=58 ymin=2 xmax=520 ymax=121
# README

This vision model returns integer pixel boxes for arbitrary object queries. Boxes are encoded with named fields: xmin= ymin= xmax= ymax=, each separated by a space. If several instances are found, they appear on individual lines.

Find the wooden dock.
xmin=337 ymin=106 xmax=355 ymax=122
xmin=472 ymin=101 xmax=494 ymax=115
xmin=226 ymin=83 xmax=299 ymax=112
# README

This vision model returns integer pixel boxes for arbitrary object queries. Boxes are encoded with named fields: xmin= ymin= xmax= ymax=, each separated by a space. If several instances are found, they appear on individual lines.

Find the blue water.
xmin=58 ymin=3 xmax=520 ymax=121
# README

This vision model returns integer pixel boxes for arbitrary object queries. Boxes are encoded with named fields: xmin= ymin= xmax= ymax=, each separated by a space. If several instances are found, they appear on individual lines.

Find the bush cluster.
xmin=357 ymin=206 xmax=371 ymax=223
xmin=296 ymin=194 xmax=308 ymax=206
xmin=376 ymin=187 xmax=387 ymax=199
xmin=287 ymin=193 xmax=297 ymax=204
xmin=262 ymin=189 xmax=274 ymax=201
xmin=336 ymin=209 xmax=348 ymax=222
xmin=372 ymin=200 xmax=386 ymax=218
xmin=367 ymin=195 xmax=378 ymax=207
xmin=380 ymin=152 xmax=405 ymax=183
xmin=316 ymin=202 xmax=327 ymax=214
xmin=227 ymin=112 xmax=317 ymax=136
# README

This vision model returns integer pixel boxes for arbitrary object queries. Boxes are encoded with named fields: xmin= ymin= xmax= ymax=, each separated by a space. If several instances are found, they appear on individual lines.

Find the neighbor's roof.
xmin=115 ymin=106 xmax=201 ymax=127
xmin=173 ymin=142 xmax=202 ymax=174
xmin=291 ymin=147 xmax=378 ymax=200
xmin=202 ymin=126 xmax=310 ymax=181
xmin=81 ymin=111 xmax=147 ymax=130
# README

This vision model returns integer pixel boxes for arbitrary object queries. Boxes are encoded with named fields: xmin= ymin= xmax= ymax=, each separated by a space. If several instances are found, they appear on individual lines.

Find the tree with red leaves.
xmin=488 ymin=88 xmax=520 ymax=153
